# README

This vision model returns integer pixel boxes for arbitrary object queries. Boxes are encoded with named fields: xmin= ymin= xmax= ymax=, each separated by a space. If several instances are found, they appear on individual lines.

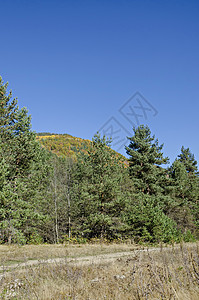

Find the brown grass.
xmin=0 ymin=242 xmax=137 ymax=265
xmin=0 ymin=242 xmax=199 ymax=299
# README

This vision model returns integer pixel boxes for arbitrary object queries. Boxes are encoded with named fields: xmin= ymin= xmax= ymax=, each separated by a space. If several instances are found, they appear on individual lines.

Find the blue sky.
xmin=1 ymin=0 xmax=199 ymax=164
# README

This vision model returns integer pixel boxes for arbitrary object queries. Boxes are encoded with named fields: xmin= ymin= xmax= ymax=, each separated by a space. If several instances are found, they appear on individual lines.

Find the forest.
xmin=0 ymin=76 xmax=199 ymax=245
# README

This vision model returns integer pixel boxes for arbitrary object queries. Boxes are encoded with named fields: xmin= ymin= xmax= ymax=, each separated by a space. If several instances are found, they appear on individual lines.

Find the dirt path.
xmin=0 ymin=247 xmax=162 ymax=279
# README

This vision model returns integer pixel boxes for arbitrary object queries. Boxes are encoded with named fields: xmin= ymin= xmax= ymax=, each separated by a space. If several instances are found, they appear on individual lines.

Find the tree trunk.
xmin=53 ymin=163 xmax=59 ymax=244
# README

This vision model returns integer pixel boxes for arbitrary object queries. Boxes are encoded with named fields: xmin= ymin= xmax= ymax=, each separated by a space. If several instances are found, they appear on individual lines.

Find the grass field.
xmin=0 ymin=242 xmax=137 ymax=265
xmin=0 ymin=242 xmax=199 ymax=299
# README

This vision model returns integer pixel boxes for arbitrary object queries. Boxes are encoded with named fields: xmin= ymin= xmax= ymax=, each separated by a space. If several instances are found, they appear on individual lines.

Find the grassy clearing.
xmin=0 ymin=242 xmax=199 ymax=299
xmin=0 ymin=242 xmax=138 ymax=265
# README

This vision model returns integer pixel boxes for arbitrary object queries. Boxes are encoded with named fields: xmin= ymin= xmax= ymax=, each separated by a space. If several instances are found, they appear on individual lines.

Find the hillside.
xmin=36 ymin=132 xmax=127 ymax=162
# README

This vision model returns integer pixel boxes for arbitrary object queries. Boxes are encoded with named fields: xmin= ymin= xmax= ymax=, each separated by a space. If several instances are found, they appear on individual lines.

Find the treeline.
xmin=0 ymin=77 xmax=199 ymax=244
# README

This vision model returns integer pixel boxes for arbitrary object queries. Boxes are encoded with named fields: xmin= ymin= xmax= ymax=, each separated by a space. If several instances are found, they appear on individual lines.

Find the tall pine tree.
xmin=125 ymin=125 xmax=179 ymax=242
xmin=0 ymin=76 xmax=50 ymax=243
xmin=72 ymin=134 xmax=126 ymax=239
xmin=126 ymin=125 xmax=169 ymax=195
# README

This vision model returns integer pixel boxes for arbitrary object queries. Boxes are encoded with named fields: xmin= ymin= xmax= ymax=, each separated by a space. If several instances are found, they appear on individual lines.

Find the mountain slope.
xmin=37 ymin=133 xmax=127 ymax=163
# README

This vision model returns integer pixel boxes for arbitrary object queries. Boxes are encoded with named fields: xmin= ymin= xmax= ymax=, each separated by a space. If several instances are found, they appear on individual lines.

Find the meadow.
xmin=0 ymin=242 xmax=199 ymax=299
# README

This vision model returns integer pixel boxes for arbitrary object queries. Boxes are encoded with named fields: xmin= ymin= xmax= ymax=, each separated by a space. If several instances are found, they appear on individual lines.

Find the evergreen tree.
xmin=0 ymin=76 xmax=50 ymax=243
xmin=0 ymin=77 xmax=18 ymax=140
xmin=126 ymin=125 xmax=169 ymax=195
xmin=125 ymin=125 xmax=180 ymax=242
xmin=170 ymin=147 xmax=199 ymax=237
xmin=124 ymin=194 xmax=178 ymax=243
xmin=178 ymin=146 xmax=198 ymax=175
xmin=168 ymin=160 xmax=195 ymax=235
xmin=72 ymin=134 xmax=126 ymax=239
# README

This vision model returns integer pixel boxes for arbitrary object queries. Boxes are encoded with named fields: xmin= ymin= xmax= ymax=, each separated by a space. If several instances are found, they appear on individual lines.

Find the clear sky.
xmin=1 ymin=0 xmax=199 ymax=164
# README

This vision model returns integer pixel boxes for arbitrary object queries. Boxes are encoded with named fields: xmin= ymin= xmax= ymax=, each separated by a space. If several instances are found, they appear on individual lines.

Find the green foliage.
xmin=124 ymin=195 xmax=179 ymax=243
xmin=1 ymin=75 xmax=199 ymax=245
xmin=168 ymin=148 xmax=199 ymax=235
xmin=71 ymin=134 xmax=127 ymax=239
xmin=124 ymin=125 xmax=180 ymax=243
xmin=182 ymin=230 xmax=195 ymax=242
xmin=43 ymin=154 xmax=74 ymax=243
xmin=178 ymin=146 xmax=198 ymax=175
xmin=28 ymin=232 xmax=44 ymax=245
xmin=0 ymin=76 xmax=51 ymax=244
xmin=61 ymin=234 xmax=87 ymax=244
xmin=126 ymin=125 xmax=169 ymax=195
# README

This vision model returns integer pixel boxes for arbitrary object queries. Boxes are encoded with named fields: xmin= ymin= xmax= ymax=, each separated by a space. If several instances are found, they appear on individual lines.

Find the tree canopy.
xmin=0 ymin=76 xmax=199 ymax=244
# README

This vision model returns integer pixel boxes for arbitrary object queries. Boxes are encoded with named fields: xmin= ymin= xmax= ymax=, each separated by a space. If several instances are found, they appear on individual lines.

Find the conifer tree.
xmin=72 ymin=134 xmax=126 ymax=239
xmin=168 ymin=160 xmax=195 ymax=235
xmin=0 ymin=76 xmax=50 ymax=243
xmin=172 ymin=147 xmax=199 ymax=236
xmin=178 ymin=146 xmax=198 ymax=175
xmin=125 ymin=125 xmax=180 ymax=242
xmin=126 ymin=125 xmax=169 ymax=195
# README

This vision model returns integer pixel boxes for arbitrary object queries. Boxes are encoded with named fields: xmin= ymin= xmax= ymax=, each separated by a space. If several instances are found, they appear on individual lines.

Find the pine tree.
xmin=126 ymin=125 xmax=169 ymax=195
xmin=0 ymin=77 xmax=18 ymax=139
xmin=0 ymin=76 xmax=50 ymax=243
xmin=172 ymin=147 xmax=199 ymax=237
xmin=72 ymin=134 xmax=126 ymax=239
xmin=168 ymin=160 xmax=195 ymax=235
xmin=178 ymin=146 xmax=198 ymax=175
xmin=124 ymin=194 xmax=178 ymax=243
xmin=124 ymin=125 xmax=180 ymax=242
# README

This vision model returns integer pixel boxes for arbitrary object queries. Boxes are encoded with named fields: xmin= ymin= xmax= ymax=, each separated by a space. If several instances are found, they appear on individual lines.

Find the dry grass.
xmin=0 ymin=242 xmax=199 ymax=299
xmin=0 ymin=242 xmax=137 ymax=266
